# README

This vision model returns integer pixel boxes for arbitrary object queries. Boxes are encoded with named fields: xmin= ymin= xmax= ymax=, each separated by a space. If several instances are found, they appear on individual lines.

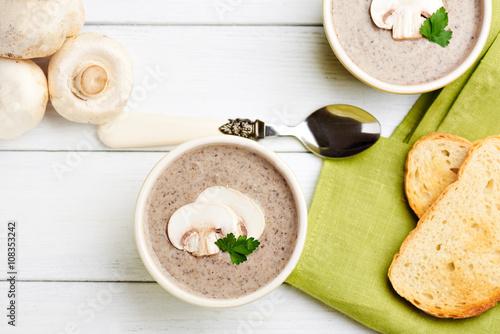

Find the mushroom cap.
xmin=167 ymin=203 xmax=240 ymax=256
xmin=48 ymin=32 xmax=134 ymax=124
xmin=0 ymin=0 xmax=85 ymax=59
xmin=196 ymin=186 xmax=266 ymax=239
xmin=0 ymin=58 xmax=48 ymax=139
xmin=370 ymin=0 xmax=444 ymax=40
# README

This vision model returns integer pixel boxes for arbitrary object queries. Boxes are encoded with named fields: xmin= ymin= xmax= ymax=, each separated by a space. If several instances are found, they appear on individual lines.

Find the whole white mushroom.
xmin=0 ymin=58 xmax=48 ymax=139
xmin=0 ymin=0 xmax=85 ymax=59
xmin=48 ymin=33 xmax=134 ymax=124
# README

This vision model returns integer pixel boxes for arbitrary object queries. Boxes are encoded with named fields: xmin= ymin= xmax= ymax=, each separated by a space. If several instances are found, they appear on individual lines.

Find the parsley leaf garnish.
xmin=420 ymin=7 xmax=453 ymax=47
xmin=215 ymin=233 xmax=260 ymax=265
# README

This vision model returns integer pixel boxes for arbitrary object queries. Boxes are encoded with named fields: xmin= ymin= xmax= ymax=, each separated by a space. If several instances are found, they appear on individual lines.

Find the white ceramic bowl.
xmin=322 ymin=0 xmax=492 ymax=94
xmin=135 ymin=136 xmax=308 ymax=308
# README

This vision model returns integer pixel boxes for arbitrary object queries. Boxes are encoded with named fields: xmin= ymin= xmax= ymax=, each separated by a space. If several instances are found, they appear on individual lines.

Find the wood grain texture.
xmin=0 ymin=282 xmax=373 ymax=333
xmin=83 ymin=0 xmax=323 ymax=25
xmin=0 ymin=25 xmax=418 ymax=152
xmin=0 ymin=152 xmax=321 ymax=281
xmin=0 ymin=2 xmax=415 ymax=332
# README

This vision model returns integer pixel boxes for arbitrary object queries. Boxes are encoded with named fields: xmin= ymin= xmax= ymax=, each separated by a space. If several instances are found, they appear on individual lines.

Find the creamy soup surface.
xmin=331 ymin=0 xmax=482 ymax=85
xmin=144 ymin=144 xmax=298 ymax=299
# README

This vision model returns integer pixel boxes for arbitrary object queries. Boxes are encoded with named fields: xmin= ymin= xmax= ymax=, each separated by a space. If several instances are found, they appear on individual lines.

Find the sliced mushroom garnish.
xmin=370 ymin=0 xmax=444 ymax=40
xmin=196 ymin=186 xmax=265 ymax=239
xmin=167 ymin=203 xmax=240 ymax=257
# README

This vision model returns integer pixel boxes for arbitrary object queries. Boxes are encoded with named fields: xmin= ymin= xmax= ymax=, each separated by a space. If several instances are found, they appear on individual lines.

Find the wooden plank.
xmin=0 ymin=25 xmax=418 ymax=152
xmin=83 ymin=0 xmax=323 ymax=25
xmin=0 ymin=151 xmax=322 ymax=281
xmin=0 ymin=3 xmax=414 ymax=332
xmin=0 ymin=281 xmax=374 ymax=333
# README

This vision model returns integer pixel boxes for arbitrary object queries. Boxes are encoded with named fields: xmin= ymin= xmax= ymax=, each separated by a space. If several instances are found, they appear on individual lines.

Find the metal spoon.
xmin=97 ymin=104 xmax=381 ymax=159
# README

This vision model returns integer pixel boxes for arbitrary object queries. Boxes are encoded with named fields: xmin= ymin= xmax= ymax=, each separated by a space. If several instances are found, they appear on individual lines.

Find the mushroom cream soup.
xmin=330 ymin=0 xmax=482 ymax=85
xmin=144 ymin=144 xmax=299 ymax=299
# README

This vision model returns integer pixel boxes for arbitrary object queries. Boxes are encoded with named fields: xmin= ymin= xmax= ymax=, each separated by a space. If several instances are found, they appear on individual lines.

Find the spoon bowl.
xmin=301 ymin=105 xmax=381 ymax=158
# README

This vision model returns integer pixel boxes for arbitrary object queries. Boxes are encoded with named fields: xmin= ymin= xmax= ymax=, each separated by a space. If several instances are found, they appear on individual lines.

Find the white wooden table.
xmin=0 ymin=1 xmax=420 ymax=333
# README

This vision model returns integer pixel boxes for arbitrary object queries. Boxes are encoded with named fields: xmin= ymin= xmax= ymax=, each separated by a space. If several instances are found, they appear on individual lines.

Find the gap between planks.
xmin=84 ymin=22 xmax=324 ymax=27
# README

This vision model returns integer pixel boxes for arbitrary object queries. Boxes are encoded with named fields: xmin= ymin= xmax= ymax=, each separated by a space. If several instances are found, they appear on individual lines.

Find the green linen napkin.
xmin=286 ymin=5 xmax=500 ymax=333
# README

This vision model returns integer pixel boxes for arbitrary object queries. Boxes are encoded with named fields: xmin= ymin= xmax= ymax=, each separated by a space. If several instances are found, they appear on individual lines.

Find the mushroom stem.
xmin=182 ymin=227 xmax=222 ymax=257
xmin=73 ymin=64 xmax=109 ymax=98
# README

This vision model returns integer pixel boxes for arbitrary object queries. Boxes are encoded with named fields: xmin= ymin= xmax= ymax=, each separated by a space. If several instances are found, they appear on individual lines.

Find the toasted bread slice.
xmin=405 ymin=133 xmax=471 ymax=218
xmin=390 ymin=135 xmax=500 ymax=318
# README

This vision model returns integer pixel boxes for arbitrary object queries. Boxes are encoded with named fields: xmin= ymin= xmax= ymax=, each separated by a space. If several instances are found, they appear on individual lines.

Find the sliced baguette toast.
xmin=390 ymin=135 xmax=500 ymax=318
xmin=405 ymin=133 xmax=471 ymax=218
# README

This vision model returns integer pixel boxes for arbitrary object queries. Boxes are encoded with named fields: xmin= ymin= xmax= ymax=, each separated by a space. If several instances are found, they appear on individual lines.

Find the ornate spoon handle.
xmin=98 ymin=112 xmax=224 ymax=148
xmin=218 ymin=119 xmax=266 ymax=139
xmin=97 ymin=112 xmax=279 ymax=148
